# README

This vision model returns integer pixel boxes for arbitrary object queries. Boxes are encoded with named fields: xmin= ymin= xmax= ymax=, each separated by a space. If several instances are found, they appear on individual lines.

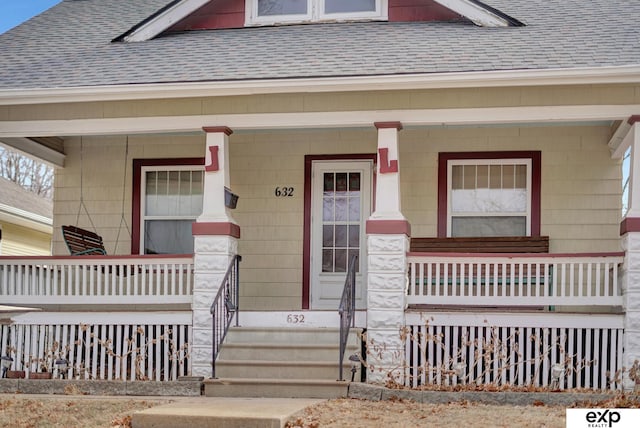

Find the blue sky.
xmin=0 ymin=0 xmax=62 ymax=34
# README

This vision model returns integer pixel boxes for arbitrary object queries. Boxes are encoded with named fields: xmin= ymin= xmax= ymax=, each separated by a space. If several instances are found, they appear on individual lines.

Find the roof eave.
xmin=432 ymin=0 xmax=524 ymax=27
xmin=114 ymin=0 xmax=210 ymax=43
xmin=1 ymin=66 xmax=639 ymax=106
xmin=0 ymin=204 xmax=53 ymax=234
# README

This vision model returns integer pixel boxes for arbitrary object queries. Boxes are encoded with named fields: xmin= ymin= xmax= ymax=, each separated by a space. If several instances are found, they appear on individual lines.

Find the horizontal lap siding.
xmin=400 ymin=125 xmax=622 ymax=254
xmin=52 ymin=135 xmax=204 ymax=256
xmin=4 ymin=84 xmax=640 ymax=122
xmin=0 ymin=223 xmax=51 ymax=256
xmin=232 ymin=129 xmax=376 ymax=310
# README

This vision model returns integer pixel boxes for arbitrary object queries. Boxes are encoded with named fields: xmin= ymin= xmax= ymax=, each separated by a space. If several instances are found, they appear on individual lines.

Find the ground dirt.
xmin=286 ymin=393 xmax=640 ymax=428
xmin=0 ymin=393 xmax=637 ymax=427
xmin=0 ymin=396 xmax=166 ymax=427
xmin=286 ymin=398 xmax=567 ymax=428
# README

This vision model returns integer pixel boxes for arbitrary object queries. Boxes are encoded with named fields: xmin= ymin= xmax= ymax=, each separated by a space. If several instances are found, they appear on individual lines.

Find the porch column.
xmin=191 ymin=126 xmax=240 ymax=378
xmin=365 ymin=122 xmax=410 ymax=384
xmin=620 ymin=117 xmax=640 ymax=391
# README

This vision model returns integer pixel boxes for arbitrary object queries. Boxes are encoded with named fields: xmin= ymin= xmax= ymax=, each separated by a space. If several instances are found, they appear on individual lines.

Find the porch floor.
xmin=406 ymin=305 xmax=624 ymax=314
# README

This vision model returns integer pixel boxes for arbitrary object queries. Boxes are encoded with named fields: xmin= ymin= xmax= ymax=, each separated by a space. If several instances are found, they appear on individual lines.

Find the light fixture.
xmin=349 ymin=353 xmax=360 ymax=382
xmin=55 ymin=358 xmax=68 ymax=379
xmin=550 ymin=363 xmax=563 ymax=388
xmin=454 ymin=362 xmax=466 ymax=380
xmin=1 ymin=356 xmax=13 ymax=378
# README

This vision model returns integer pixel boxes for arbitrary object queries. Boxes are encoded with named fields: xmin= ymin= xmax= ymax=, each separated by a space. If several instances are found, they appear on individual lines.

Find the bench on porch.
xmin=62 ymin=225 xmax=107 ymax=256
xmin=409 ymin=236 xmax=550 ymax=254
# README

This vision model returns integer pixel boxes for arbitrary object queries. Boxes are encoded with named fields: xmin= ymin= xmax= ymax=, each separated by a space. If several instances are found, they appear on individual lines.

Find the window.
xmin=246 ymin=0 xmax=387 ymax=25
xmin=622 ymin=146 xmax=630 ymax=217
xmin=438 ymin=152 xmax=541 ymax=238
xmin=133 ymin=159 xmax=204 ymax=255
xmin=321 ymin=171 xmax=361 ymax=273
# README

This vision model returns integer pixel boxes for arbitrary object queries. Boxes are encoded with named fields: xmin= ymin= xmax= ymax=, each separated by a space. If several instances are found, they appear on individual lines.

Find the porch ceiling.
xmin=0 ymin=136 xmax=65 ymax=167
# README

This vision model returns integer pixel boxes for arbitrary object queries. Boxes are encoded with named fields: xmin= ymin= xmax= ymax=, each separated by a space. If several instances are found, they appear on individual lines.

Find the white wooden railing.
xmin=407 ymin=252 xmax=624 ymax=307
xmin=0 ymin=255 xmax=194 ymax=306
xmin=0 ymin=312 xmax=192 ymax=381
xmin=403 ymin=312 xmax=624 ymax=390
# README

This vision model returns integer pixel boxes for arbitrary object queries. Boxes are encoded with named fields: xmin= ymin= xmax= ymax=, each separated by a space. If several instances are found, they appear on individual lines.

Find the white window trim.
xmin=446 ymin=158 xmax=532 ymax=237
xmin=245 ymin=0 xmax=388 ymax=26
xmin=139 ymin=165 xmax=204 ymax=255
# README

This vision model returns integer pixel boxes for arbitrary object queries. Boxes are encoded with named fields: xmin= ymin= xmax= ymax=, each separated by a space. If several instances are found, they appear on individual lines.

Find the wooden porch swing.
xmin=62 ymin=137 xmax=131 ymax=256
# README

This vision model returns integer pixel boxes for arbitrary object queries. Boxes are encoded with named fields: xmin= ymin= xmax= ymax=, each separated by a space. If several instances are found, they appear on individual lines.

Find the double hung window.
xmin=139 ymin=166 xmax=203 ymax=254
xmin=247 ymin=0 xmax=387 ymax=25
xmin=439 ymin=152 xmax=541 ymax=238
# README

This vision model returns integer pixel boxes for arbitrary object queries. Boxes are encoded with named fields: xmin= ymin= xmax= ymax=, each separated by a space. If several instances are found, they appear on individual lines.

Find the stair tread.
xmin=205 ymin=377 xmax=351 ymax=385
xmin=217 ymin=359 xmax=350 ymax=366
xmin=222 ymin=342 xmax=357 ymax=348
xmin=230 ymin=327 xmax=357 ymax=332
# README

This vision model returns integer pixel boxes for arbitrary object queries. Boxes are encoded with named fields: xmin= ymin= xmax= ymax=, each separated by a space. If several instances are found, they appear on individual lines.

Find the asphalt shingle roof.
xmin=0 ymin=0 xmax=638 ymax=90
xmin=0 ymin=177 xmax=52 ymax=220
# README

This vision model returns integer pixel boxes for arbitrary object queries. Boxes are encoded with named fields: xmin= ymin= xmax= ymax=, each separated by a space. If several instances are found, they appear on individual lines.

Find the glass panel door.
xmin=311 ymin=161 xmax=371 ymax=309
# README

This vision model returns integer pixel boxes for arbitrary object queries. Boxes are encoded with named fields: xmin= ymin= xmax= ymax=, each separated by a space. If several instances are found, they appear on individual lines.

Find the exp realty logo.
xmin=585 ymin=410 xmax=620 ymax=427
xmin=566 ymin=409 xmax=639 ymax=428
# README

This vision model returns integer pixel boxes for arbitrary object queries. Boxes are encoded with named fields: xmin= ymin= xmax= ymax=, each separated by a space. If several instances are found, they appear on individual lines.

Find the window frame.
xmin=245 ymin=0 xmax=388 ymax=26
xmin=132 ymin=158 xmax=204 ymax=255
xmin=437 ymin=151 xmax=541 ymax=238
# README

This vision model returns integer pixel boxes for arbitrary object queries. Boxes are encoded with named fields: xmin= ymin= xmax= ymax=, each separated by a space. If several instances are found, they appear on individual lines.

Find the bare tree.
xmin=0 ymin=146 xmax=53 ymax=199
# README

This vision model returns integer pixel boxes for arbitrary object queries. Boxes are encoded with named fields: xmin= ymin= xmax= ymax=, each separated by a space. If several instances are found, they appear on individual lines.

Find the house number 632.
xmin=275 ymin=187 xmax=294 ymax=197
xmin=287 ymin=314 xmax=305 ymax=324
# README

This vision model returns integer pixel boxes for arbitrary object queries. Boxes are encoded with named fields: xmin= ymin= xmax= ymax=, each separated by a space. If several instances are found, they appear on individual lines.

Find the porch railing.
xmin=338 ymin=255 xmax=357 ymax=381
xmin=210 ymin=254 xmax=241 ymax=379
xmin=0 ymin=255 xmax=194 ymax=306
xmin=0 ymin=312 xmax=192 ymax=381
xmin=404 ymin=311 xmax=624 ymax=390
xmin=407 ymin=252 xmax=624 ymax=307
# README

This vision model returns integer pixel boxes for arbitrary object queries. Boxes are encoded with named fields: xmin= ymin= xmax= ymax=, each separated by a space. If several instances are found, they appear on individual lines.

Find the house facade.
xmin=0 ymin=177 xmax=52 ymax=256
xmin=1 ymin=0 xmax=640 ymax=392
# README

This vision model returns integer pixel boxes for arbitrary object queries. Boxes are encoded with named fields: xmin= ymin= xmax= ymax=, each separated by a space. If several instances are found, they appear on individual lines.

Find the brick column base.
xmin=191 ymin=234 xmax=238 ymax=378
xmin=366 ymin=233 xmax=409 ymax=385
xmin=622 ymin=233 xmax=640 ymax=391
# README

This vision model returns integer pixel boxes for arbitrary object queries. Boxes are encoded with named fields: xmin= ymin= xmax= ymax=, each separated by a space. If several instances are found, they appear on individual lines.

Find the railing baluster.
xmin=210 ymin=255 xmax=242 ymax=379
xmin=338 ymin=255 xmax=357 ymax=381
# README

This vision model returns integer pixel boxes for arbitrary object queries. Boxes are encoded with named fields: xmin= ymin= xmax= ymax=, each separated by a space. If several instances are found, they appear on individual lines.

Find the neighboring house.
xmin=1 ymin=0 xmax=640 ymax=395
xmin=0 ymin=176 xmax=52 ymax=256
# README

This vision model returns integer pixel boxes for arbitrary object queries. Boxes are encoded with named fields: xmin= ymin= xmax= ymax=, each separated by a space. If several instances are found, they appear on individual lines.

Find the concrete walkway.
xmin=132 ymin=397 xmax=324 ymax=428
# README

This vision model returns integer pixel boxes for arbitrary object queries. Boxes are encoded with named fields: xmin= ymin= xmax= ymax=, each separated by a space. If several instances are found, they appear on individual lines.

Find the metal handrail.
xmin=210 ymin=254 xmax=241 ymax=379
xmin=338 ymin=254 xmax=358 ymax=381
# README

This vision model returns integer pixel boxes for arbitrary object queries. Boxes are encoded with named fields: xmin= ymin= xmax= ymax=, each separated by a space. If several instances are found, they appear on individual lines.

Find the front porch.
xmin=3 ymin=79 xmax=640 ymax=395
xmin=0 ymin=248 xmax=630 ymax=393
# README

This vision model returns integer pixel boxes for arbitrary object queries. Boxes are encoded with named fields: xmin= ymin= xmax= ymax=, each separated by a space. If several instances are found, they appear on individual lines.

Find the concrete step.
xmin=218 ymin=342 xmax=359 ymax=361
xmin=215 ymin=359 xmax=350 ymax=380
xmin=225 ymin=327 xmax=361 ymax=345
xmin=132 ymin=397 xmax=323 ymax=428
xmin=210 ymin=326 xmax=363 ymax=399
xmin=203 ymin=378 xmax=349 ymax=399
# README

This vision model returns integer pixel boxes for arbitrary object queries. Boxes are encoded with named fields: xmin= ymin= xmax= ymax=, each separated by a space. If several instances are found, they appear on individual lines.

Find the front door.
xmin=310 ymin=161 xmax=372 ymax=309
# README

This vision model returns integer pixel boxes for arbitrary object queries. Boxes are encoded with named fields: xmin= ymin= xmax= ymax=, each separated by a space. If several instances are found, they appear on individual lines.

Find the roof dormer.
xmin=115 ymin=0 xmax=523 ymax=43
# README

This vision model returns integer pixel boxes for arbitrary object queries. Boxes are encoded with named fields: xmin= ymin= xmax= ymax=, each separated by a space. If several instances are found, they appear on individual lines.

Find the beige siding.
xmin=50 ymin=123 xmax=622 ymax=310
xmin=400 ymin=125 xmax=622 ymax=253
xmin=3 ymin=83 xmax=640 ymax=122
xmin=52 ymin=134 xmax=204 ymax=255
xmin=231 ymin=129 xmax=376 ymax=310
xmin=0 ymin=222 xmax=51 ymax=256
